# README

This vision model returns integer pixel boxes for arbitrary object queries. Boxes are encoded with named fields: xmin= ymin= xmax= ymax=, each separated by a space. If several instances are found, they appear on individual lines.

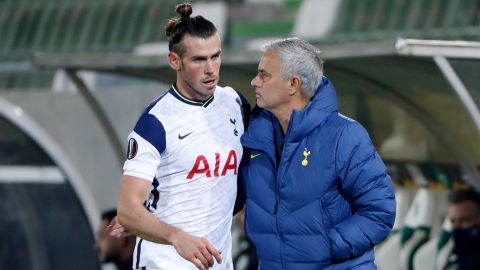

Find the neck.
xmin=271 ymin=97 xmax=310 ymax=134
xmin=175 ymin=81 xmax=211 ymax=101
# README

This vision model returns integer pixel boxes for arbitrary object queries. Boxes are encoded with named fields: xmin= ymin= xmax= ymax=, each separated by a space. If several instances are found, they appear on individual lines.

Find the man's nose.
xmin=251 ymin=76 xmax=259 ymax=88
xmin=205 ymin=60 xmax=214 ymax=74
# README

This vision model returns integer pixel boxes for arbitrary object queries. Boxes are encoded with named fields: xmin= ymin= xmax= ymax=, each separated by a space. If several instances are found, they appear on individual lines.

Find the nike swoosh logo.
xmin=178 ymin=132 xmax=193 ymax=140
xmin=250 ymin=153 xmax=262 ymax=159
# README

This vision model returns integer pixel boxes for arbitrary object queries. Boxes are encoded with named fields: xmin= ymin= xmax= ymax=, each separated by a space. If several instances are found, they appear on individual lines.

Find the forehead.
xmin=449 ymin=201 xmax=479 ymax=217
xmin=258 ymin=50 xmax=281 ymax=70
xmin=182 ymin=33 xmax=221 ymax=56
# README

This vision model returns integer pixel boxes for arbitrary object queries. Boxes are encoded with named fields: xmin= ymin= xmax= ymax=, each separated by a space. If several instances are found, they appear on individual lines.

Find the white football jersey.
xmin=123 ymin=84 xmax=249 ymax=270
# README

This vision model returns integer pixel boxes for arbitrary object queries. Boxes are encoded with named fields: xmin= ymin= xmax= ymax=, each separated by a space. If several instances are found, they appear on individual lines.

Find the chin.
xmin=255 ymin=99 xmax=265 ymax=108
xmin=206 ymin=85 xmax=217 ymax=92
xmin=204 ymin=88 xmax=216 ymax=96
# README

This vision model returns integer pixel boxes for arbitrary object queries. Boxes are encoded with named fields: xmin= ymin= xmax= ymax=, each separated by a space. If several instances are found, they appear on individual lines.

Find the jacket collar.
xmin=241 ymin=106 xmax=278 ymax=161
xmin=288 ymin=76 xmax=338 ymax=142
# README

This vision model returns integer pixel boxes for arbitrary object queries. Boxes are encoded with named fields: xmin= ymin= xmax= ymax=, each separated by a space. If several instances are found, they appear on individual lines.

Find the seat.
xmin=397 ymin=186 xmax=449 ymax=270
xmin=413 ymin=218 xmax=453 ymax=270
xmin=377 ymin=161 xmax=441 ymax=270
xmin=2 ymin=1 xmax=29 ymax=58
xmin=396 ymin=188 xmax=435 ymax=270
xmin=291 ymin=0 xmax=342 ymax=40
xmin=245 ymin=0 xmax=341 ymax=50
xmin=192 ymin=1 xmax=228 ymax=39
xmin=375 ymin=187 xmax=416 ymax=270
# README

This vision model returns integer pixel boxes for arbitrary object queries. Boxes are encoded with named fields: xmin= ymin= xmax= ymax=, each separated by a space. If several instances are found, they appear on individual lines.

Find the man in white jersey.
xmin=117 ymin=4 xmax=250 ymax=270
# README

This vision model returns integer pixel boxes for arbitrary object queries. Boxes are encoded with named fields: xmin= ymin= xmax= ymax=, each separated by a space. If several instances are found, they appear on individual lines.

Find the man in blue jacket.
xmin=240 ymin=37 xmax=396 ymax=269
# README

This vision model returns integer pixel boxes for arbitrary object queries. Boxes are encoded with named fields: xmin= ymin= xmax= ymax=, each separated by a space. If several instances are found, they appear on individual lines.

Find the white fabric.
xmin=292 ymin=0 xmax=342 ymax=40
xmin=375 ymin=188 xmax=416 ymax=269
xmin=396 ymin=188 xmax=448 ymax=270
xmin=412 ymin=237 xmax=437 ymax=270
xmin=403 ymin=188 xmax=436 ymax=228
xmin=413 ymin=218 xmax=453 ymax=270
xmin=376 ymin=233 xmax=401 ymax=270
xmin=124 ymin=85 xmax=245 ymax=269
xmin=192 ymin=2 xmax=227 ymax=40
xmin=393 ymin=187 xmax=416 ymax=230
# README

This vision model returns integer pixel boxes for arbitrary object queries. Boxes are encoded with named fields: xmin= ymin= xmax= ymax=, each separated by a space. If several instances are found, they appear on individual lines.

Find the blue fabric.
xmin=235 ymin=89 xmax=252 ymax=129
xmin=240 ymin=77 xmax=396 ymax=270
xmin=133 ymin=94 xmax=167 ymax=154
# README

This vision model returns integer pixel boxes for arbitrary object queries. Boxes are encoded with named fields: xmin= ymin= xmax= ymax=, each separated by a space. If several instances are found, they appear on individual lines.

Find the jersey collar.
xmin=170 ymin=84 xmax=214 ymax=108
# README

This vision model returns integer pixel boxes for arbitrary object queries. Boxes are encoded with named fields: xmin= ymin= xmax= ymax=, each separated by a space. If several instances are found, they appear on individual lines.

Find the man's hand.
xmin=170 ymin=229 xmax=222 ymax=270
xmin=107 ymin=216 xmax=131 ymax=238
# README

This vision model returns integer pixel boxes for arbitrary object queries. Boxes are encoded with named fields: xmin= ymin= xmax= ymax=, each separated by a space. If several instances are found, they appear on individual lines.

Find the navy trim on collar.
xmin=169 ymin=84 xmax=214 ymax=107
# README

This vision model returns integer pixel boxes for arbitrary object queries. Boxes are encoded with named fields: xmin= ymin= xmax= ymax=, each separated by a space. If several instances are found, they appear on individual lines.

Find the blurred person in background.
xmin=445 ymin=189 xmax=480 ymax=270
xmin=94 ymin=209 xmax=135 ymax=270
xmin=240 ymin=37 xmax=396 ymax=269
xmin=232 ymin=209 xmax=258 ymax=270
xmin=115 ymin=3 xmax=249 ymax=270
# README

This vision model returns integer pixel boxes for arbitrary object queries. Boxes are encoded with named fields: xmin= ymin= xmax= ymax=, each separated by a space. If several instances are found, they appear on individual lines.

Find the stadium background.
xmin=0 ymin=0 xmax=479 ymax=269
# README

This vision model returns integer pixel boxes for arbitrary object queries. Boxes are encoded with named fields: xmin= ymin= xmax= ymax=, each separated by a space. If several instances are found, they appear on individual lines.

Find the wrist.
xmin=166 ymin=226 xmax=182 ymax=246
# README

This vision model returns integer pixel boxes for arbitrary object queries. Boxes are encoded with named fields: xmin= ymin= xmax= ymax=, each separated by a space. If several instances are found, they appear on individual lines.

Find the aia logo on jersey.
xmin=187 ymin=150 xmax=237 ymax=179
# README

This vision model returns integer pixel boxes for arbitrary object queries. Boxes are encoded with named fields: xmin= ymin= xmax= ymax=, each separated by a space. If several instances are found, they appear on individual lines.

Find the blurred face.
xmin=448 ymin=201 xmax=480 ymax=229
xmin=251 ymin=50 xmax=291 ymax=111
xmin=94 ymin=219 xmax=122 ymax=263
xmin=169 ymin=33 xmax=222 ymax=101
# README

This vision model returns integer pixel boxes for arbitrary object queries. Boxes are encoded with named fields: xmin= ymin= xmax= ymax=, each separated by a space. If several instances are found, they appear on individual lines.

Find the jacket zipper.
xmin=275 ymin=113 xmax=297 ymax=270
xmin=275 ymin=189 xmax=283 ymax=269
xmin=273 ymin=195 xmax=279 ymax=214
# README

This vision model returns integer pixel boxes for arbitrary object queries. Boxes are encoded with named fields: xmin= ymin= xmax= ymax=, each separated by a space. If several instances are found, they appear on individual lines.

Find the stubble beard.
xmin=185 ymin=78 xmax=215 ymax=101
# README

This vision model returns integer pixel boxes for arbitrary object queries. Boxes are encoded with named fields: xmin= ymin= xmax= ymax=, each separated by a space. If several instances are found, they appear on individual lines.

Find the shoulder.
xmin=315 ymin=112 xmax=355 ymax=136
xmin=325 ymin=112 xmax=368 ymax=134
xmin=216 ymin=85 xmax=251 ymax=124
xmin=216 ymin=86 xmax=249 ymax=105
xmin=143 ymin=89 xmax=174 ymax=116
xmin=332 ymin=114 xmax=374 ymax=159
xmin=322 ymin=113 xmax=372 ymax=148
xmin=135 ymin=92 xmax=170 ymax=131
xmin=328 ymin=112 xmax=356 ymax=126
xmin=338 ymin=116 xmax=369 ymax=139
xmin=132 ymin=94 xmax=170 ymax=153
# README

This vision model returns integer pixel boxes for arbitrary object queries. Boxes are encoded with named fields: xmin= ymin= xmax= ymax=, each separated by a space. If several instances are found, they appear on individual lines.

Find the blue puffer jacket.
xmin=240 ymin=77 xmax=396 ymax=270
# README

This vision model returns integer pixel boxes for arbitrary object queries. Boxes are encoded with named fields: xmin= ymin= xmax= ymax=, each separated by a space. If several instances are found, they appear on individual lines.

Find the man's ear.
xmin=168 ymin=52 xmax=181 ymax=71
xmin=289 ymin=76 xmax=301 ymax=96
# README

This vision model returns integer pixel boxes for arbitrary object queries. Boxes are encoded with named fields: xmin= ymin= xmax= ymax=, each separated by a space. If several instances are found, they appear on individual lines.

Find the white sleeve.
xmin=122 ymin=131 xmax=161 ymax=182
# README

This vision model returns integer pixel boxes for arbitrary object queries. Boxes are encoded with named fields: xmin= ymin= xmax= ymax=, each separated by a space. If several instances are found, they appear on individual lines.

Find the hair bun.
xmin=176 ymin=3 xmax=193 ymax=18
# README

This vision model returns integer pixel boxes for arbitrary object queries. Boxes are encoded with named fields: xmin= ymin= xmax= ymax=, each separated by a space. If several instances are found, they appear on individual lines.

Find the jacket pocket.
xmin=320 ymin=198 xmax=333 ymax=229
xmin=319 ymin=198 xmax=334 ymax=263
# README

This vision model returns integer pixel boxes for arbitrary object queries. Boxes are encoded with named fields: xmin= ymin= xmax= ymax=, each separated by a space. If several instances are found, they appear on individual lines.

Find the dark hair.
xmin=101 ymin=209 xmax=117 ymax=223
xmin=449 ymin=189 xmax=480 ymax=206
xmin=100 ymin=208 xmax=136 ymax=243
xmin=165 ymin=3 xmax=217 ymax=56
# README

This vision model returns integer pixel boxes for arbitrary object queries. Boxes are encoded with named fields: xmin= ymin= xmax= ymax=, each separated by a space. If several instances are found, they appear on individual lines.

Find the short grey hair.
xmin=263 ymin=37 xmax=324 ymax=98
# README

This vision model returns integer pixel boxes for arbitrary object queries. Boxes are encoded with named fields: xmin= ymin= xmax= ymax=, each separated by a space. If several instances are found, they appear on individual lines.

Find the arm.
xmin=117 ymin=175 xmax=222 ymax=270
xmin=233 ymin=91 xmax=251 ymax=215
xmin=330 ymin=121 xmax=396 ymax=261
xmin=233 ymin=146 xmax=249 ymax=216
